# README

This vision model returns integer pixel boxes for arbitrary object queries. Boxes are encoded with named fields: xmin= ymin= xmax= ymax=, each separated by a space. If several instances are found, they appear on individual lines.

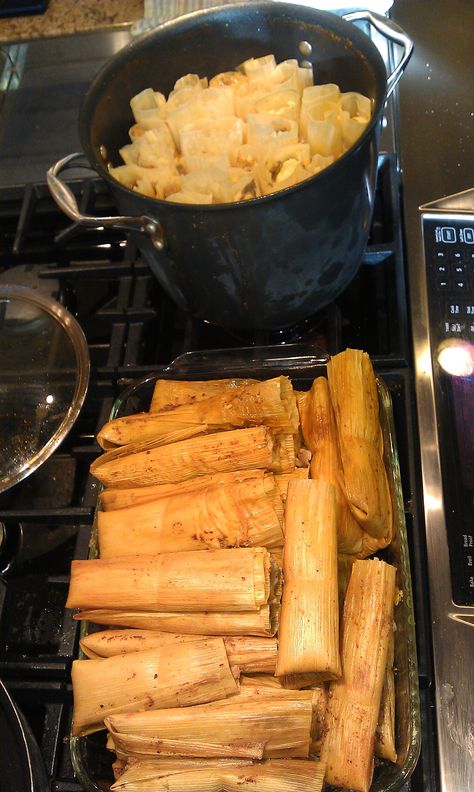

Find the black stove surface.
xmin=0 ymin=155 xmax=437 ymax=790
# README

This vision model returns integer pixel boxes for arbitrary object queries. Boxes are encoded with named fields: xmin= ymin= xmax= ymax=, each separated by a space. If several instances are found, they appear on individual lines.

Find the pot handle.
xmin=46 ymin=152 xmax=165 ymax=250
xmin=342 ymin=11 xmax=413 ymax=97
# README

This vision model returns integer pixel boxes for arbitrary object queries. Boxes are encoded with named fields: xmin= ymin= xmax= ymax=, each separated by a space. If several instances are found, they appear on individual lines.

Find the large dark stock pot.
xmin=47 ymin=3 xmax=412 ymax=332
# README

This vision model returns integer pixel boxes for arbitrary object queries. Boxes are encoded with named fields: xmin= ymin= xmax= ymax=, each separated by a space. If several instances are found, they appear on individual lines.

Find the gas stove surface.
xmin=0 ymin=153 xmax=437 ymax=791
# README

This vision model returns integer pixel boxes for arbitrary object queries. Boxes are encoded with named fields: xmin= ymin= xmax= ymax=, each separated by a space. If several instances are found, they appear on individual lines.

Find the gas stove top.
xmin=0 ymin=151 xmax=437 ymax=791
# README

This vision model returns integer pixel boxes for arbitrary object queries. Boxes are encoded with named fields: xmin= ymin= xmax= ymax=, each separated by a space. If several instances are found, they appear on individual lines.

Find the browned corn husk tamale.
xmin=71 ymin=637 xmax=238 ymax=736
xmin=98 ymin=376 xmax=299 ymax=448
xmin=98 ymin=478 xmax=284 ymax=558
xmin=298 ymin=377 xmax=366 ymax=556
xmin=80 ymin=630 xmax=278 ymax=674
xmin=150 ymin=378 xmax=257 ymax=412
xmin=239 ymin=676 xmax=327 ymax=742
xmin=66 ymin=548 xmax=273 ymax=613
xmin=321 ymin=558 xmax=397 ymax=792
xmin=375 ymin=630 xmax=397 ymax=762
xmin=105 ymin=695 xmax=313 ymax=759
xmin=111 ymin=759 xmax=325 ymax=792
xmin=274 ymin=468 xmax=309 ymax=500
xmin=109 ymin=758 xmax=255 ymax=789
xmin=91 ymin=426 xmax=280 ymax=489
xmin=276 ymin=480 xmax=341 ymax=681
xmin=100 ymin=469 xmax=267 ymax=511
xmin=74 ymin=604 xmax=279 ymax=636
xmin=327 ymin=349 xmax=392 ymax=541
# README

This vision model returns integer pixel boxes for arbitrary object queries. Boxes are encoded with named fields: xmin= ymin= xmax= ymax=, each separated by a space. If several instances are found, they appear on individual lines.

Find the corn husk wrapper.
xmin=274 ymin=468 xmax=309 ymax=500
xmin=150 ymin=378 xmax=257 ymax=411
xmin=276 ymin=480 xmax=341 ymax=681
xmin=111 ymin=759 xmax=325 ymax=792
xmin=375 ymin=630 xmax=397 ymax=762
xmin=297 ymin=377 xmax=366 ymax=556
xmin=239 ymin=676 xmax=327 ymax=741
xmin=74 ymin=604 xmax=279 ymax=637
xmin=321 ymin=558 xmax=396 ymax=792
xmin=71 ymin=637 xmax=238 ymax=736
xmin=110 ymin=758 xmax=254 ymax=789
xmin=98 ymin=478 xmax=284 ymax=557
xmin=327 ymin=349 xmax=392 ymax=542
xmin=105 ymin=695 xmax=313 ymax=759
xmin=66 ymin=548 xmax=273 ymax=613
xmin=100 ymin=469 xmax=267 ymax=511
xmin=97 ymin=377 xmax=299 ymax=447
xmin=91 ymin=426 xmax=282 ymax=489
xmin=80 ymin=630 xmax=277 ymax=674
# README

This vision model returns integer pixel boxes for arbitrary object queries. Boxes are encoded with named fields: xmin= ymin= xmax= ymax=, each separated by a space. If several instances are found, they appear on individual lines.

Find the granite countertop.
xmin=0 ymin=0 xmax=144 ymax=44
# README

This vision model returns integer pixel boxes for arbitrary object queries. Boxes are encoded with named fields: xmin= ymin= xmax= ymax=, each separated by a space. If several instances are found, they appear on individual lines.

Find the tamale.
xmin=111 ymin=759 xmax=325 ymax=792
xmin=239 ymin=676 xmax=327 ymax=742
xmin=74 ymin=605 xmax=279 ymax=636
xmin=299 ymin=377 xmax=365 ymax=556
xmin=274 ymin=468 xmax=309 ymax=500
xmin=100 ymin=469 xmax=266 ymax=511
xmin=110 ymin=758 xmax=255 ymax=790
xmin=97 ymin=418 xmax=209 ymax=450
xmin=98 ymin=376 xmax=299 ymax=448
xmin=321 ymin=557 xmax=396 ymax=792
xmin=80 ymin=630 xmax=278 ymax=674
xmin=97 ymin=479 xmax=284 ymax=557
xmin=105 ymin=696 xmax=313 ymax=759
xmin=71 ymin=637 xmax=238 ymax=735
xmin=150 ymin=377 xmax=257 ymax=412
xmin=375 ymin=630 xmax=397 ymax=762
xmin=276 ymin=480 xmax=341 ymax=681
xmin=66 ymin=548 xmax=272 ymax=613
xmin=91 ymin=426 xmax=276 ymax=488
xmin=327 ymin=348 xmax=392 ymax=541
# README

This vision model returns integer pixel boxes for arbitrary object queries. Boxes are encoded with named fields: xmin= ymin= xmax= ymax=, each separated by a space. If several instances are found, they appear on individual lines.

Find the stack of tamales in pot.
xmin=66 ymin=349 xmax=399 ymax=792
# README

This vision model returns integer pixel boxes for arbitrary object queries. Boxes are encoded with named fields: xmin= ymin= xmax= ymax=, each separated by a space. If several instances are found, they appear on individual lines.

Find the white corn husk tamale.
xmin=100 ymin=469 xmax=267 ymax=511
xmin=105 ymin=695 xmax=313 ymax=759
xmin=98 ymin=376 xmax=299 ymax=448
xmin=74 ymin=604 xmax=279 ymax=637
xmin=297 ymin=377 xmax=366 ymax=556
xmin=97 ymin=478 xmax=284 ymax=557
xmin=111 ymin=759 xmax=325 ymax=792
xmin=327 ymin=349 xmax=392 ymax=541
xmin=375 ymin=630 xmax=397 ymax=762
xmin=71 ymin=637 xmax=238 ymax=736
xmin=276 ymin=480 xmax=341 ymax=681
xmin=66 ymin=548 xmax=273 ymax=613
xmin=150 ymin=377 xmax=257 ymax=412
xmin=91 ymin=426 xmax=292 ymax=489
xmin=80 ymin=630 xmax=278 ymax=674
xmin=321 ymin=558 xmax=397 ymax=792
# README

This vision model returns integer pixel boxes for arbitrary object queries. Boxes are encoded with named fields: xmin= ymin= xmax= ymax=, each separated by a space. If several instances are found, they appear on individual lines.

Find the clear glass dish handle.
xmin=46 ymin=152 xmax=165 ymax=249
xmin=343 ymin=10 xmax=414 ymax=97
xmin=162 ymin=342 xmax=330 ymax=378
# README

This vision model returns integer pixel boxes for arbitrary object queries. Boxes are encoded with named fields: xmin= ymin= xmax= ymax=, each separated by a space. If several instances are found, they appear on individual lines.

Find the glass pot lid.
xmin=0 ymin=285 xmax=90 ymax=494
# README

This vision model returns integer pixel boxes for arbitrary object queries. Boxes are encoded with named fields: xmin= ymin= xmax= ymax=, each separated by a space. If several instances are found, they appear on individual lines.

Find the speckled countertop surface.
xmin=0 ymin=0 xmax=144 ymax=43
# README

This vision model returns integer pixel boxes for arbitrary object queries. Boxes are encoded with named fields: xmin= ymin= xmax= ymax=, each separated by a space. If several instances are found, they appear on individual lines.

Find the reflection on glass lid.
xmin=0 ymin=286 xmax=89 ymax=494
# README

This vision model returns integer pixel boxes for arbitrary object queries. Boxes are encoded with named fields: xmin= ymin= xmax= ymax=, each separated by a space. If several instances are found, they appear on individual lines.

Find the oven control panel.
xmin=422 ymin=214 xmax=474 ymax=606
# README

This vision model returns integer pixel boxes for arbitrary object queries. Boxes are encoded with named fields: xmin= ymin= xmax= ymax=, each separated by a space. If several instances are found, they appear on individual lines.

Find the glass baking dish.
xmin=70 ymin=344 xmax=421 ymax=792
